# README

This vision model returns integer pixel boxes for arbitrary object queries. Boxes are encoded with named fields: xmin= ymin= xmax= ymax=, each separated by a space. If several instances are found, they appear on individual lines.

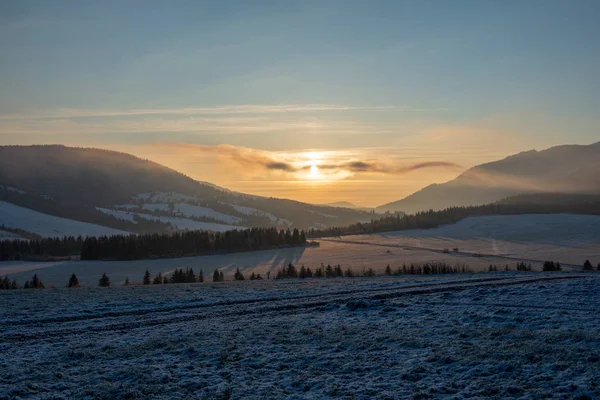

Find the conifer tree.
xmin=198 ymin=269 xmax=204 ymax=283
xmin=68 ymin=273 xmax=79 ymax=288
xmin=213 ymin=269 xmax=220 ymax=282
xmin=99 ymin=273 xmax=110 ymax=287
xmin=153 ymin=273 xmax=163 ymax=284
xmin=385 ymin=265 xmax=392 ymax=276
xmin=234 ymin=267 xmax=245 ymax=281
xmin=583 ymin=260 xmax=593 ymax=271
xmin=31 ymin=274 xmax=43 ymax=289
xmin=187 ymin=268 xmax=196 ymax=283
xmin=143 ymin=269 xmax=151 ymax=285
xmin=219 ymin=271 xmax=224 ymax=281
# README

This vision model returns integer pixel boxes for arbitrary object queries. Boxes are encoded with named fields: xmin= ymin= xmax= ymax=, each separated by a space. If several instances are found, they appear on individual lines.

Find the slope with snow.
xmin=0 ymin=201 xmax=131 ymax=238
xmin=230 ymin=204 xmax=290 ymax=225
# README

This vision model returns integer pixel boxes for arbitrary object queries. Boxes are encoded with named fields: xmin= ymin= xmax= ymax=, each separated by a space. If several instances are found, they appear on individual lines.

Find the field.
xmin=1 ymin=273 xmax=599 ymax=399
xmin=0 ymin=201 xmax=130 ymax=238
xmin=2 ymin=214 xmax=599 ymax=287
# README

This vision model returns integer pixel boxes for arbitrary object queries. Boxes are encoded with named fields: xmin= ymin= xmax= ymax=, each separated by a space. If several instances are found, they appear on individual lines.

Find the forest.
xmin=308 ymin=193 xmax=600 ymax=238
xmin=0 ymin=227 xmax=308 ymax=261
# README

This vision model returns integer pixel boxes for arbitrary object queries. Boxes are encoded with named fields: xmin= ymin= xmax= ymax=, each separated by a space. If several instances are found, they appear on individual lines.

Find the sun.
xmin=308 ymin=164 xmax=321 ymax=179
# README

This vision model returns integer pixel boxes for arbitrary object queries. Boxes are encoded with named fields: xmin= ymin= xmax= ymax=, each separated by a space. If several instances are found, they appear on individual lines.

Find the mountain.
xmin=377 ymin=141 xmax=600 ymax=214
xmin=0 ymin=145 xmax=374 ymax=236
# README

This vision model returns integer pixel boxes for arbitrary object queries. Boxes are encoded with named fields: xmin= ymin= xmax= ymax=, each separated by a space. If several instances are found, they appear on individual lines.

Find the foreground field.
xmin=2 ymin=214 xmax=599 ymax=287
xmin=1 ymin=273 xmax=599 ymax=399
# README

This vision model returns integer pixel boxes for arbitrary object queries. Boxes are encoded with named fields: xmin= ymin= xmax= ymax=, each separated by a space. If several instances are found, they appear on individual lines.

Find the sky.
xmin=1 ymin=0 xmax=599 ymax=207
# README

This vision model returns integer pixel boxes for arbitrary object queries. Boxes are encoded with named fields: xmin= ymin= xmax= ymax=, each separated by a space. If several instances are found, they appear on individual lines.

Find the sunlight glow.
xmin=308 ymin=165 xmax=322 ymax=179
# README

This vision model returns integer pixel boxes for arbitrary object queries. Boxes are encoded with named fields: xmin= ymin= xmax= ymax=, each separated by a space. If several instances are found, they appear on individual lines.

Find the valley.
xmin=2 ymin=213 xmax=599 ymax=287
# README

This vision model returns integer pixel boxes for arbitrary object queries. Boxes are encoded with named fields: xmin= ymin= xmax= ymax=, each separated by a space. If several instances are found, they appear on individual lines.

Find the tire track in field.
xmin=320 ymin=238 xmax=583 ymax=269
xmin=1 ymin=275 xmax=517 ymax=327
xmin=0 ymin=274 xmax=585 ymax=343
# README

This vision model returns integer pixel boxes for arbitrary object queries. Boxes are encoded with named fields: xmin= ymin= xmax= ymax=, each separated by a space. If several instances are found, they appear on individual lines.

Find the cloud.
xmin=0 ymin=104 xmax=395 ymax=121
xmin=154 ymin=143 xmax=461 ymax=177
xmin=266 ymin=162 xmax=296 ymax=172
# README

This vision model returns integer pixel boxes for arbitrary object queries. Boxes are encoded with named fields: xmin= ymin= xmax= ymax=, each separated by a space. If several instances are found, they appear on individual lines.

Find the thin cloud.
xmin=173 ymin=144 xmax=461 ymax=176
xmin=0 ymin=104 xmax=396 ymax=120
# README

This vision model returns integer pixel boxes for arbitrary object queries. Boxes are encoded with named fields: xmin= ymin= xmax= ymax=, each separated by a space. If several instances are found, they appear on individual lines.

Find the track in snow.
xmin=1 ymin=274 xmax=584 ymax=344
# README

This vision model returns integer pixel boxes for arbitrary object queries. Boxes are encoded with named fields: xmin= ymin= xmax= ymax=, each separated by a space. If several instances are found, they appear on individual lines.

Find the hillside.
xmin=0 ymin=145 xmax=374 ymax=235
xmin=377 ymin=141 xmax=600 ymax=213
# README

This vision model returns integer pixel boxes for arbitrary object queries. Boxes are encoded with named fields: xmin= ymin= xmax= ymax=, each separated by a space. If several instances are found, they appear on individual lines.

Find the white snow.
xmin=96 ymin=207 xmax=138 ymax=223
xmin=0 ymin=185 xmax=26 ymax=194
xmin=1 ymin=274 xmax=599 ymax=399
xmin=174 ymin=203 xmax=241 ymax=224
xmin=0 ymin=201 xmax=131 ymax=238
xmin=0 ymin=229 xmax=25 ymax=240
xmin=231 ymin=204 xmax=291 ymax=225
xmin=3 ymin=213 xmax=598 ymax=288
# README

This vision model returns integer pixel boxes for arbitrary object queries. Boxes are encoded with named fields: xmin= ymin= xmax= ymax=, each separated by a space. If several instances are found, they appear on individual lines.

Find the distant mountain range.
xmin=2 ymin=142 xmax=600 ymax=239
xmin=377 ymin=141 xmax=600 ymax=214
xmin=0 ymin=145 xmax=375 ymax=237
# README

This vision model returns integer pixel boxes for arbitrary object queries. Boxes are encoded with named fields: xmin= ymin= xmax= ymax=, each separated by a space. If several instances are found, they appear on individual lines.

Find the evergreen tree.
xmin=99 ymin=273 xmax=110 ymax=287
xmin=385 ymin=265 xmax=392 ymax=276
xmin=299 ymin=265 xmax=307 ymax=279
xmin=219 ymin=271 xmax=225 ymax=281
xmin=163 ymin=276 xmax=168 ymax=284
xmin=143 ymin=269 xmax=151 ymax=285
xmin=24 ymin=280 xmax=30 ymax=289
xmin=67 ymin=273 xmax=79 ymax=288
xmin=325 ymin=264 xmax=334 ymax=277
xmin=213 ymin=269 xmax=220 ymax=282
xmin=198 ymin=269 xmax=204 ymax=283
xmin=234 ymin=267 xmax=245 ymax=281
xmin=153 ymin=273 xmax=163 ymax=284
xmin=31 ymin=274 xmax=43 ymax=289
xmin=583 ymin=260 xmax=594 ymax=271
xmin=186 ymin=267 xmax=196 ymax=283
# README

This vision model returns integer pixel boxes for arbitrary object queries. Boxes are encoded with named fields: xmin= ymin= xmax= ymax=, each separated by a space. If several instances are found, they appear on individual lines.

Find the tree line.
xmin=307 ymin=194 xmax=600 ymax=238
xmin=0 ymin=227 xmax=308 ymax=261
xmin=2 ymin=259 xmax=599 ymax=291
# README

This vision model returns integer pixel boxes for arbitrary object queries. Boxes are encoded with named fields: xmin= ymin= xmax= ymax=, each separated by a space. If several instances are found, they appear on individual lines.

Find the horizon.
xmin=2 ymin=1 xmax=600 ymax=205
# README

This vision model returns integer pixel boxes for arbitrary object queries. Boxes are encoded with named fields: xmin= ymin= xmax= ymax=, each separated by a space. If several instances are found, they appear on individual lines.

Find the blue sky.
xmin=1 ymin=0 xmax=599 ymax=204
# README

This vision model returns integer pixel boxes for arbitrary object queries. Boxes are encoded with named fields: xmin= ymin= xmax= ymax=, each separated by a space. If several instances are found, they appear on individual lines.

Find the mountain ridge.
xmin=0 ymin=145 xmax=374 ymax=233
xmin=377 ymin=141 xmax=600 ymax=214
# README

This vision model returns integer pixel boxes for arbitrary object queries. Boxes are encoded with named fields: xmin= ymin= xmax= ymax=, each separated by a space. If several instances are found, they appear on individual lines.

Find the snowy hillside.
xmin=0 ymin=201 xmax=131 ymax=238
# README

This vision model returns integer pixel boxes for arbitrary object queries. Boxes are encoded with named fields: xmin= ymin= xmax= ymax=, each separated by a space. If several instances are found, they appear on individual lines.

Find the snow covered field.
xmin=0 ymin=201 xmax=131 ymax=238
xmin=1 ymin=273 xmax=599 ymax=399
xmin=2 ymin=213 xmax=598 ymax=288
